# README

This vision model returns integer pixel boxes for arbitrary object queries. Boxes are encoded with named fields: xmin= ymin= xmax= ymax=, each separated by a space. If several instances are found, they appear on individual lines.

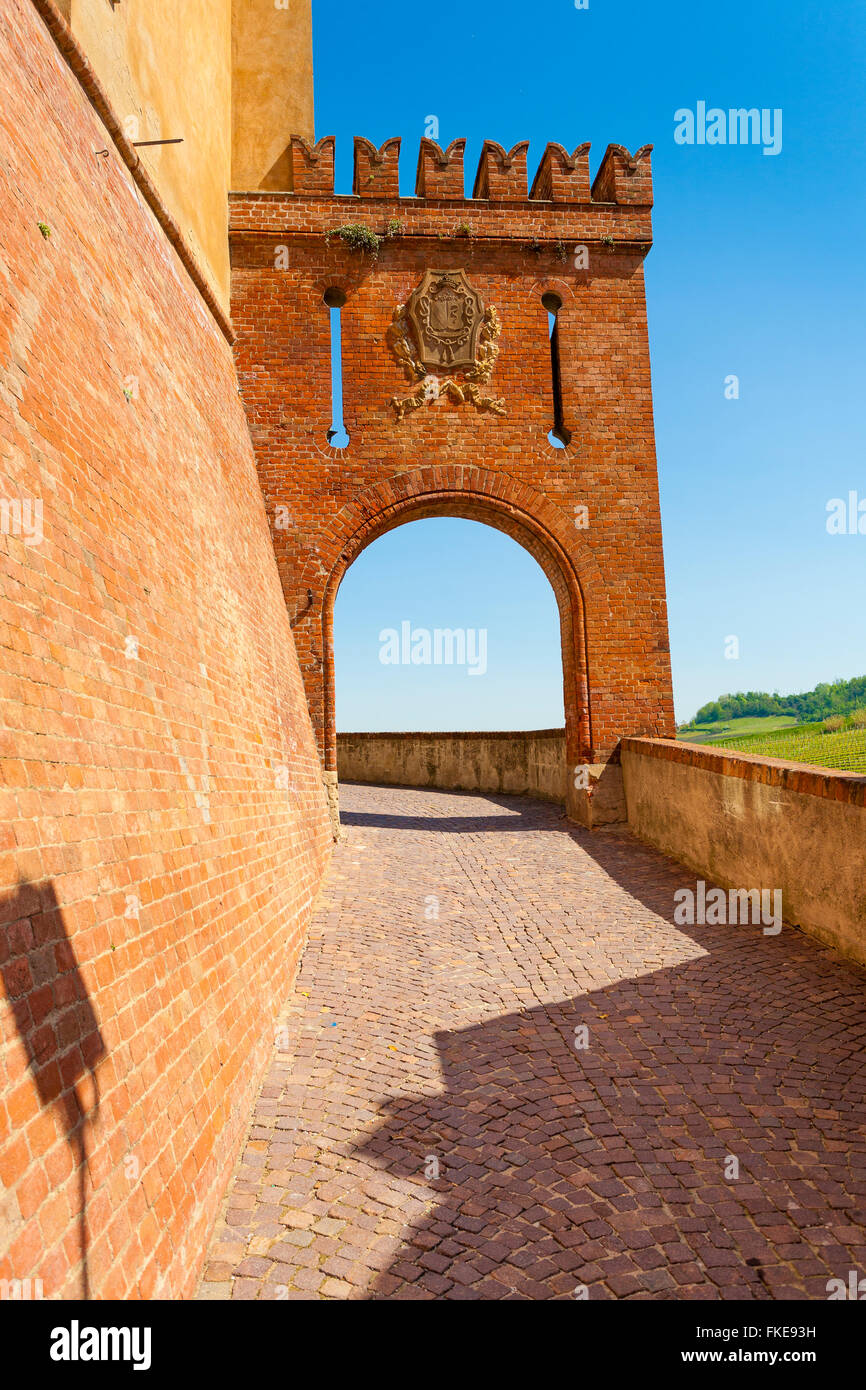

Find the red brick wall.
xmin=229 ymin=137 xmax=675 ymax=806
xmin=0 ymin=0 xmax=331 ymax=1299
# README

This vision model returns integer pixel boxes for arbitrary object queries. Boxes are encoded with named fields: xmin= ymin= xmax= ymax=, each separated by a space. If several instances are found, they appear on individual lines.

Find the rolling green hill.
xmin=677 ymin=714 xmax=798 ymax=744
xmin=685 ymin=674 xmax=866 ymax=728
xmin=677 ymin=698 xmax=866 ymax=775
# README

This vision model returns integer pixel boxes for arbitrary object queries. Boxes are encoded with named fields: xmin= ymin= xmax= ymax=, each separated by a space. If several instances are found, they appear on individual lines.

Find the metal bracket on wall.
xmin=94 ymin=139 xmax=184 ymax=158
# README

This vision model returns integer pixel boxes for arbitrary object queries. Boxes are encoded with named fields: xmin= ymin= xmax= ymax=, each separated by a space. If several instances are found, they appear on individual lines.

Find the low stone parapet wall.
xmin=621 ymin=737 xmax=866 ymax=967
xmin=337 ymin=729 xmax=567 ymax=804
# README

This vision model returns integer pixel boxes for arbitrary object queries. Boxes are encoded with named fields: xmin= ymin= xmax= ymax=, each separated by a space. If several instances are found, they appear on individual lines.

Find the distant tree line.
xmin=688 ymin=675 xmax=866 ymax=727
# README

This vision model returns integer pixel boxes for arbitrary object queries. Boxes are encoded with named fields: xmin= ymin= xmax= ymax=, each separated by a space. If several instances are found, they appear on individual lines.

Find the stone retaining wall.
xmin=622 ymin=738 xmax=866 ymax=968
xmin=338 ymin=730 xmax=567 ymax=804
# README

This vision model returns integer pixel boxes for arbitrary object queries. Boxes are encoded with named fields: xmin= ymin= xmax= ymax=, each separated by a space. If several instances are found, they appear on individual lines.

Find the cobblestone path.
xmin=197 ymin=784 xmax=866 ymax=1300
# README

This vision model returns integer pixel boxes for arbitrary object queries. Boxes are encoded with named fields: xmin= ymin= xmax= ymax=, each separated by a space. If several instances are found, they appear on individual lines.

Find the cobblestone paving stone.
xmin=197 ymin=784 xmax=866 ymax=1300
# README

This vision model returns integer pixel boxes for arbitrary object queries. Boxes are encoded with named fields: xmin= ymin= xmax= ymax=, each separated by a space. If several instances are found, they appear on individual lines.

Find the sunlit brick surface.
xmin=0 ymin=0 xmax=332 ymax=1299
xmin=199 ymin=784 xmax=866 ymax=1300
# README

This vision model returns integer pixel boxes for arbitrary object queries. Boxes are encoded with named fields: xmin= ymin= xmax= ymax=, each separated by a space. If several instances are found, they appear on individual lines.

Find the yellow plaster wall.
xmin=232 ymin=0 xmax=315 ymax=191
xmin=58 ymin=0 xmax=314 ymax=310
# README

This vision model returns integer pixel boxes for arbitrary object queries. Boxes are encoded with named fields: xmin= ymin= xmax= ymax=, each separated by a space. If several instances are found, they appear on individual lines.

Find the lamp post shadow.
xmin=1 ymin=877 xmax=106 ymax=1299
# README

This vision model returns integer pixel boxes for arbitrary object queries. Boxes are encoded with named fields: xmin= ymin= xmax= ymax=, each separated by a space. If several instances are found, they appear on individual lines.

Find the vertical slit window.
xmin=324 ymin=288 xmax=349 ymax=448
xmin=543 ymin=292 xmax=571 ymax=448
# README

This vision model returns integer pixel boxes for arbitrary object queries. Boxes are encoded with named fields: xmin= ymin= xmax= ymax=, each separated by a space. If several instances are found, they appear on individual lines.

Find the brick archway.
xmin=319 ymin=466 xmax=596 ymax=798
xmin=232 ymin=144 xmax=676 ymax=831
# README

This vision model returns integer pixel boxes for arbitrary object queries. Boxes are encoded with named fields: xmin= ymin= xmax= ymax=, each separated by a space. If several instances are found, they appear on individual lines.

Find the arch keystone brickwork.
xmin=229 ymin=135 xmax=675 ymax=831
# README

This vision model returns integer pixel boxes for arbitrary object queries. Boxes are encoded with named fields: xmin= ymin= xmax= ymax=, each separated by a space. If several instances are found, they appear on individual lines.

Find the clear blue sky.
xmin=316 ymin=0 xmax=866 ymax=729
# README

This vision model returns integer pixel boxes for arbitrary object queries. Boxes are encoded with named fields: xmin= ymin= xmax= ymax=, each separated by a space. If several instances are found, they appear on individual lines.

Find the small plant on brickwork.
xmin=329 ymin=223 xmax=381 ymax=256
xmin=37 ymin=222 xmax=51 ymax=239
xmin=554 ymin=239 xmax=568 ymax=263
xmin=600 ymin=234 xmax=615 ymax=247
xmin=524 ymin=238 xmax=544 ymax=256
xmin=385 ymin=218 xmax=404 ymax=238
xmin=455 ymin=221 xmax=473 ymax=238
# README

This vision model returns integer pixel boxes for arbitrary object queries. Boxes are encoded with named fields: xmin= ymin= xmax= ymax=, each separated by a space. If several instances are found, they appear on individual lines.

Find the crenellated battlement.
xmin=416 ymin=137 xmax=468 ymax=198
xmin=230 ymin=136 xmax=654 ymax=250
xmin=529 ymin=143 xmax=592 ymax=201
xmin=254 ymin=134 xmax=653 ymax=209
xmin=472 ymin=140 xmax=531 ymax=200
xmin=289 ymin=134 xmax=336 ymax=194
xmin=352 ymin=136 xmax=402 ymax=197
xmin=591 ymin=143 xmax=654 ymax=205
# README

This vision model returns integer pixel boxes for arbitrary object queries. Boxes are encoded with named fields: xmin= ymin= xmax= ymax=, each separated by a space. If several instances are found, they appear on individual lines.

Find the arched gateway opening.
xmin=334 ymin=518 xmax=565 ymax=732
xmin=319 ymin=485 xmax=593 ymax=828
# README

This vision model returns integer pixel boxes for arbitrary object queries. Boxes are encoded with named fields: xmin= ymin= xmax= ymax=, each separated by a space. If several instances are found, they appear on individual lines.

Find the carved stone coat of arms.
xmin=408 ymin=270 xmax=484 ymax=370
xmin=388 ymin=269 xmax=505 ymax=420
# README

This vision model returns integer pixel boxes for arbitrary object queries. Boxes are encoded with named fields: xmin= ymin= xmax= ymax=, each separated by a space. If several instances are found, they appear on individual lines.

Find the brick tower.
xmin=230 ymin=134 xmax=675 ymax=830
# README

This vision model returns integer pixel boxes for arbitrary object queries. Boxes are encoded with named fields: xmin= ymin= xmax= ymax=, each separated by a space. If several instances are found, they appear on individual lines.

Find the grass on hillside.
xmin=678 ymin=714 xmax=866 ymax=774
xmin=677 ymin=715 xmax=798 ymax=744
